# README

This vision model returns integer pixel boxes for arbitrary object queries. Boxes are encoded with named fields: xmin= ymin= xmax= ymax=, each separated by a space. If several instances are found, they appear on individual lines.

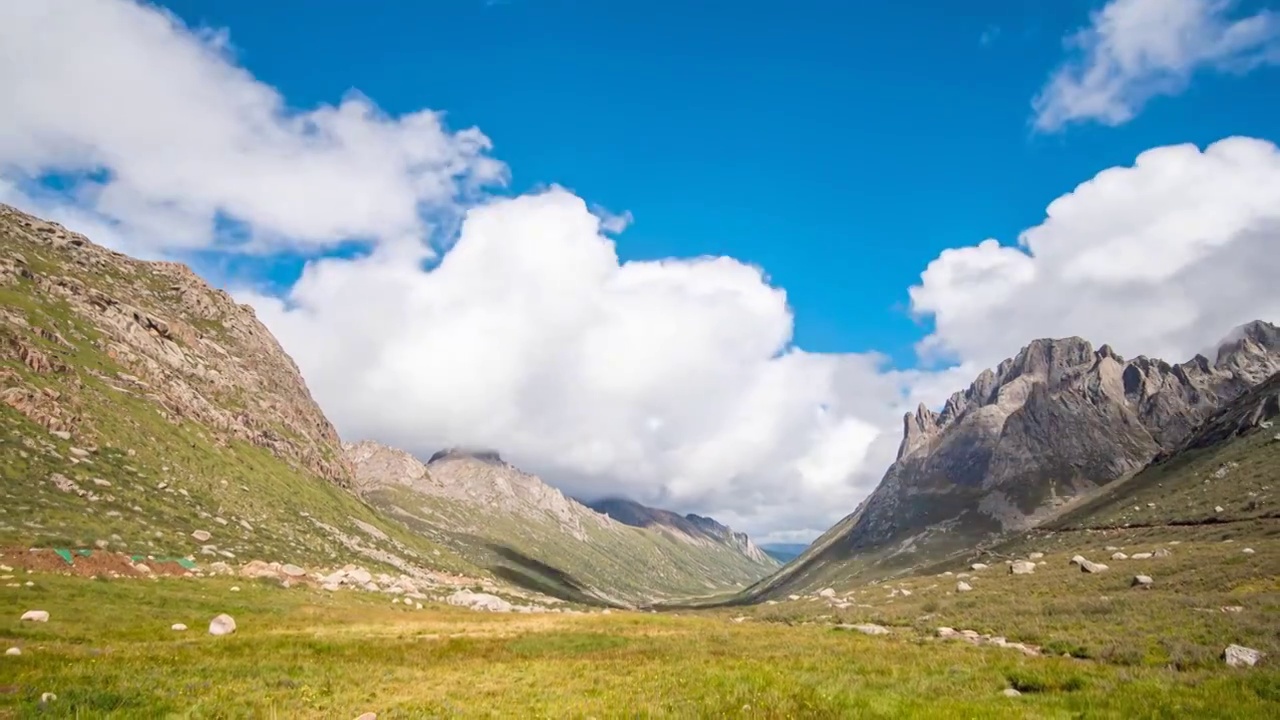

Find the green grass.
xmin=2 ymin=572 xmax=1278 ymax=718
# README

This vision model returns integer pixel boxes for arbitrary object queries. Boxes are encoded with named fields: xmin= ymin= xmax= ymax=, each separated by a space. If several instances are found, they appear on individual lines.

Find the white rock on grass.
xmin=171 ymin=623 xmax=188 ymax=631
xmin=956 ymin=581 xmax=973 ymax=593
xmin=281 ymin=564 xmax=307 ymax=577
xmin=230 ymin=586 xmax=240 ymax=593
xmin=447 ymin=591 xmax=513 ymax=613
xmin=1002 ymin=688 xmax=1022 ymax=698
xmin=1079 ymin=560 xmax=1109 ymax=573
xmin=970 ymin=563 xmax=989 ymax=571
xmin=1224 ymin=644 xmax=1264 ymax=668
xmin=1009 ymin=561 xmax=1035 ymax=575
xmin=191 ymin=530 xmax=212 ymax=542
xmin=20 ymin=610 xmax=49 ymax=622
xmin=1242 ymin=548 xmax=1255 ymax=555
xmin=355 ymin=713 xmax=377 ymax=720
xmin=1132 ymin=575 xmax=1154 ymax=588
xmin=1111 ymin=552 xmax=1128 ymax=560
xmin=1130 ymin=552 xmax=1153 ymax=560
xmin=818 ymin=588 xmax=836 ymax=598
xmin=5 ymin=647 xmax=20 ymax=656
xmin=40 ymin=692 xmax=56 ymax=703
xmin=1028 ymin=552 xmax=1044 ymax=560
xmin=208 ymin=614 xmax=237 ymax=636
xmin=838 ymin=623 xmax=890 ymax=635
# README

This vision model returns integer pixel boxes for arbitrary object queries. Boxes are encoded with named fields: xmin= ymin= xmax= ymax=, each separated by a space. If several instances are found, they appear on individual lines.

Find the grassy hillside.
xmin=366 ymin=485 xmax=777 ymax=605
xmin=0 ymin=207 xmax=478 ymax=580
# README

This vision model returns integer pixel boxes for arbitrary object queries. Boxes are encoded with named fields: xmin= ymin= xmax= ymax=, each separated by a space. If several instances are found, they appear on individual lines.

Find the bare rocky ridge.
xmin=0 ymin=204 xmax=349 ymax=485
xmin=586 ymin=497 xmax=774 ymax=565
xmin=749 ymin=322 xmax=1280 ymax=596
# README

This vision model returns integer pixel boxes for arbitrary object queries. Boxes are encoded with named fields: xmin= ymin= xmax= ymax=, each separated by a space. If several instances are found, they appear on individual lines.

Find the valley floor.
xmin=2 ymin=527 xmax=1278 ymax=719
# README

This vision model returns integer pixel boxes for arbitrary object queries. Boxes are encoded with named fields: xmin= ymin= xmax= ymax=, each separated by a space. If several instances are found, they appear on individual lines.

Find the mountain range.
xmin=0 ymin=204 xmax=774 ymax=605
xmin=746 ymin=320 xmax=1280 ymax=598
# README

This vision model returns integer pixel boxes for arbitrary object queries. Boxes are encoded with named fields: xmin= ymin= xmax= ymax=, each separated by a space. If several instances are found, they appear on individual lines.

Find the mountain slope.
xmin=745 ymin=324 xmax=1280 ymax=598
xmin=585 ymin=497 xmax=775 ymax=565
xmin=347 ymin=442 xmax=778 ymax=605
xmin=0 ymin=204 xmax=477 ymax=579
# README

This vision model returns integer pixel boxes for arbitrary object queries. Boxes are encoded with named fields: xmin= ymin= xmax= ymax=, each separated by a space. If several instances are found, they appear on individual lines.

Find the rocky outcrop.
xmin=750 ymin=322 xmax=1280 ymax=596
xmin=0 ymin=204 xmax=349 ymax=486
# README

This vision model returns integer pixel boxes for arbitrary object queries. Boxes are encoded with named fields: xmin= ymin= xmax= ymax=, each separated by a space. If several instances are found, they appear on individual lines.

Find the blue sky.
xmin=4 ymin=0 xmax=1279 ymax=539
xmin=155 ymin=0 xmax=1280 ymax=366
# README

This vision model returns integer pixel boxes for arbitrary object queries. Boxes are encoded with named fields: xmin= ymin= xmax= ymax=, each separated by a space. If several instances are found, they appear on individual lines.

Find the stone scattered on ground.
xmin=1111 ymin=552 xmax=1128 ymax=560
xmin=937 ymin=627 xmax=1039 ymax=656
xmin=1242 ymin=548 xmax=1255 ymax=555
xmin=1027 ymin=552 xmax=1044 ymax=560
xmin=1215 ymin=506 xmax=1225 ymax=513
xmin=20 ymin=610 xmax=49 ymax=622
xmin=171 ymin=623 xmax=188 ymax=631
xmin=1132 ymin=575 xmax=1153 ymax=588
xmin=40 ymin=692 xmax=56 ymax=703
xmin=191 ymin=530 xmax=212 ymax=542
xmin=1079 ymin=559 xmax=1108 ymax=573
xmin=837 ymin=623 xmax=889 ymax=635
xmin=956 ymin=581 xmax=972 ymax=592
xmin=818 ymin=588 xmax=836 ymax=598
xmin=230 ymin=586 xmax=240 ymax=592
xmin=1130 ymin=552 xmax=1153 ymax=560
xmin=1003 ymin=689 xmax=1022 ymax=698
xmin=355 ymin=713 xmax=377 ymax=720
xmin=447 ymin=591 xmax=514 ymax=613
xmin=970 ymin=563 xmax=989 ymax=571
xmin=5 ymin=647 xmax=20 ymax=656
xmin=281 ymin=563 xmax=307 ymax=577
xmin=1153 ymin=548 xmax=1172 ymax=558
xmin=208 ymin=614 xmax=237 ymax=636
xmin=1009 ymin=561 xmax=1035 ymax=575
xmin=1224 ymin=644 xmax=1263 ymax=668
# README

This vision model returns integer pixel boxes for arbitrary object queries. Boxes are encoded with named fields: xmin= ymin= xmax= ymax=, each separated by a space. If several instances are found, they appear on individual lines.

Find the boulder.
xmin=348 ymin=568 xmax=373 ymax=585
xmin=446 ymin=591 xmax=513 ymax=613
xmin=1224 ymin=644 xmax=1263 ymax=668
xmin=1130 ymin=552 xmax=1153 ymax=560
xmin=1027 ymin=552 xmax=1044 ymax=560
xmin=844 ymin=624 xmax=889 ymax=635
xmin=1242 ymin=548 xmax=1256 ymax=555
xmin=5 ymin=647 xmax=20 ymax=656
xmin=818 ymin=588 xmax=836 ymax=598
xmin=1069 ymin=555 xmax=1086 ymax=566
xmin=956 ymin=581 xmax=972 ymax=593
xmin=208 ymin=614 xmax=236 ymax=636
xmin=191 ymin=530 xmax=212 ymax=542
xmin=970 ymin=563 xmax=989 ymax=571
xmin=1003 ymin=689 xmax=1022 ymax=698
xmin=936 ymin=627 xmax=958 ymax=638
xmin=171 ymin=623 xmax=188 ymax=631
xmin=1153 ymin=548 xmax=1172 ymax=558
xmin=355 ymin=713 xmax=377 ymax=720
xmin=1110 ymin=552 xmax=1128 ymax=560
xmin=281 ymin=564 xmax=307 ymax=577
xmin=1079 ymin=560 xmax=1108 ymax=573
xmin=1132 ymin=575 xmax=1153 ymax=588
xmin=20 ymin=610 xmax=49 ymax=622
xmin=1009 ymin=561 xmax=1035 ymax=575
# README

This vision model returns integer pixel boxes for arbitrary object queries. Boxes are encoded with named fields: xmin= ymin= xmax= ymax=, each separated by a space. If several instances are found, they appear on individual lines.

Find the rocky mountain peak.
xmin=427 ymin=447 xmax=505 ymax=465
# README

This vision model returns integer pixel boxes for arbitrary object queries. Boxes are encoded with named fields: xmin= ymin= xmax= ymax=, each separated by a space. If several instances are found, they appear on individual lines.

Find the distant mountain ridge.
xmin=747 ymin=320 xmax=1280 ymax=597
xmin=585 ymin=497 xmax=775 ymax=565
xmin=345 ymin=442 xmax=778 ymax=604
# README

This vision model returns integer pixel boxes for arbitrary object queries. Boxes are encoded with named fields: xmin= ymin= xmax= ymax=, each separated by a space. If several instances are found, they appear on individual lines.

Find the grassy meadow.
xmin=2 ymin=530 xmax=1278 ymax=720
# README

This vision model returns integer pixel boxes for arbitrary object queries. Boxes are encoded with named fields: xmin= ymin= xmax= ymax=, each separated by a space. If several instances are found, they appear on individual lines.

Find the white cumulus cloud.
xmin=910 ymin=136 xmax=1280 ymax=368
xmin=1033 ymin=0 xmax=1280 ymax=131
xmin=0 ymin=0 xmax=504 ymax=254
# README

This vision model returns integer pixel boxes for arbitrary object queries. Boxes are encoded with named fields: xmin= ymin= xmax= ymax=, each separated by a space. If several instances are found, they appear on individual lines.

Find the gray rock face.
xmin=755 ymin=323 xmax=1280 ymax=593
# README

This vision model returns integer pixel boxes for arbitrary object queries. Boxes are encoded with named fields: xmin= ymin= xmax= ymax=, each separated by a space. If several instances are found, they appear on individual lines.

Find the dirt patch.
xmin=0 ymin=548 xmax=190 ymax=578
